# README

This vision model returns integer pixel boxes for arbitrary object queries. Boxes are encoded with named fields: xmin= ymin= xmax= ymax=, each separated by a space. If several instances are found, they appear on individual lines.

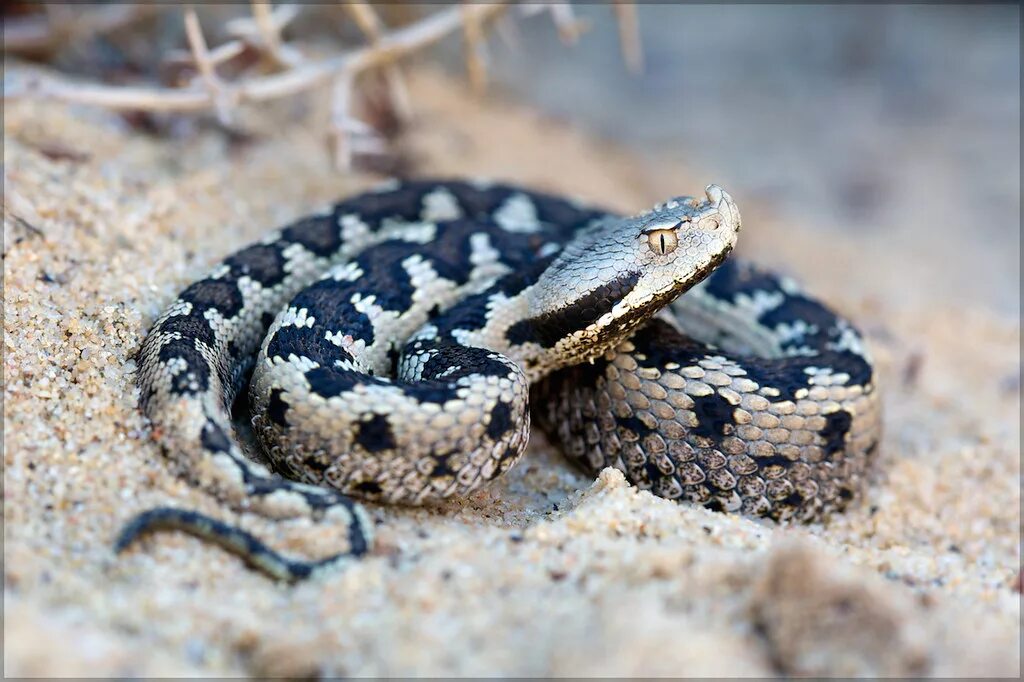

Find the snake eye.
xmin=701 ymin=216 xmax=720 ymax=231
xmin=645 ymin=228 xmax=679 ymax=255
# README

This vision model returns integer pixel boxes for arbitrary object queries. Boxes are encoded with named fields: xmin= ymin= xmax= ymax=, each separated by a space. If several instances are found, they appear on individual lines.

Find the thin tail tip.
xmin=113 ymin=506 xmax=367 ymax=582
xmin=113 ymin=506 xmax=193 ymax=553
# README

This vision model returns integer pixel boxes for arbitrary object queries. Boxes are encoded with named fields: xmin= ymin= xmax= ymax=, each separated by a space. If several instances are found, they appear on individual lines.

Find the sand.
xmin=3 ymin=65 xmax=1020 ymax=677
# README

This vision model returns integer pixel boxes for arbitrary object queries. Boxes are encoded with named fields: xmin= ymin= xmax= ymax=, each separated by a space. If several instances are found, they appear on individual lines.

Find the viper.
xmin=117 ymin=180 xmax=880 ymax=581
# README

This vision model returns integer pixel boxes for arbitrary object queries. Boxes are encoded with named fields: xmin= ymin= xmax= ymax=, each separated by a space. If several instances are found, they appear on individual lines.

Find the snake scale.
xmin=117 ymin=179 xmax=881 ymax=581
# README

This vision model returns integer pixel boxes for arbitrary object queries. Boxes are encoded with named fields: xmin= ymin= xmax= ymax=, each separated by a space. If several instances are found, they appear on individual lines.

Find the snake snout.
xmin=706 ymin=184 xmax=741 ymax=233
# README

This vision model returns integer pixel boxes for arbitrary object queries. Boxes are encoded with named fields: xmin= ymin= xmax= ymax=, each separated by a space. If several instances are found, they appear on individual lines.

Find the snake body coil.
xmin=120 ymin=180 xmax=880 ymax=581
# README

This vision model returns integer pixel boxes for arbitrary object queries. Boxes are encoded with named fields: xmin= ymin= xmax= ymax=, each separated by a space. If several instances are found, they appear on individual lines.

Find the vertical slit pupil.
xmin=660 ymin=233 xmax=666 ymax=254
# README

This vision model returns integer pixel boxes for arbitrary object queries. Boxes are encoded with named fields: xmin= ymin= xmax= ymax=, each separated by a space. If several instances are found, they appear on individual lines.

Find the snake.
xmin=116 ymin=179 xmax=881 ymax=582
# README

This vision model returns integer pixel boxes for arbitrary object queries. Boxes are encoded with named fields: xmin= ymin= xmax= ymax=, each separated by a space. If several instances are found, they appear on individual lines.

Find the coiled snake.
xmin=117 ymin=180 xmax=880 ymax=581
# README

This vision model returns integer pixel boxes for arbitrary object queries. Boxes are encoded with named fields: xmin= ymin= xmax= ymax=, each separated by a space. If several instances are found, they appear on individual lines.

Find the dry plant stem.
xmin=462 ymin=3 xmax=490 ymax=93
xmin=546 ymin=2 xmax=585 ymax=45
xmin=342 ymin=1 xmax=413 ymax=121
xmin=231 ymin=2 xmax=303 ymax=67
xmin=9 ymin=4 xmax=509 ymax=114
xmin=226 ymin=3 xmax=301 ymax=39
xmin=183 ymin=8 xmax=235 ymax=125
xmin=330 ymin=73 xmax=356 ymax=171
xmin=328 ymin=69 xmax=387 ymax=171
xmin=252 ymin=1 xmax=288 ymax=66
xmin=164 ymin=5 xmax=299 ymax=79
xmin=613 ymin=1 xmax=644 ymax=74
xmin=163 ymin=41 xmax=248 ymax=75
xmin=517 ymin=1 xmax=586 ymax=40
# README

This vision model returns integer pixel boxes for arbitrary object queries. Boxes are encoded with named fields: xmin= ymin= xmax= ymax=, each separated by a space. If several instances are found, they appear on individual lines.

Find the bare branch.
xmin=545 ymin=2 xmax=586 ymax=46
xmin=328 ymin=72 xmax=388 ymax=171
xmin=342 ymin=1 xmax=413 ymax=121
xmin=5 ymin=2 xmax=638 ymax=170
xmin=612 ymin=1 xmax=644 ymax=75
xmin=163 ymin=40 xmax=249 ymax=75
xmin=329 ymin=72 xmax=355 ymax=171
xmin=8 ymin=4 xmax=509 ymax=114
xmin=183 ymin=7 xmax=235 ymax=124
xmin=230 ymin=2 xmax=303 ymax=67
xmin=518 ymin=2 xmax=588 ymax=43
xmin=342 ymin=1 xmax=385 ymax=38
xmin=461 ymin=3 xmax=490 ymax=94
xmin=252 ymin=1 xmax=290 ymax=66
xmin=225 ymin=3 xmax=301 ymax=41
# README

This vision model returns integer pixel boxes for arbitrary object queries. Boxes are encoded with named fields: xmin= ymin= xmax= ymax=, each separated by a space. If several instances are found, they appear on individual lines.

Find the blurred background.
xmin=480 ymin=4 xmax=1020 ymax=316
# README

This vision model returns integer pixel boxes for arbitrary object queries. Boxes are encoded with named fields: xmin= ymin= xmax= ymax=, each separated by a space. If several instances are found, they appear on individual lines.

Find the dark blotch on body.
xmin=539 ymin=354 xmax=609 ymax=395
xmin=819 ymin=409 xmax=853 ymax=455
xmin=757 ymin=294 xmax=837 ymax=336
xmin=431 ymin=290 xmax=493 ymax=342
xmin=282 ymin=214 xmax=342 ymax=257
xmin=305 ymin=367 xmax=383 ymax=398
xmin=156 ymin=312 xmax=216 ymax=350
xmin=623 ymin=320 xmax=711 ymax=371
xmin=266 ymin=325 xmax=354 ymax=368
xmin=266 ymin=388 xmax=290 ymax=427
xmin=505 ymin=319 xmax=539 ymax=346
xmin=690 ymin=392 xmax=736 ymax=441
xmin=288 ymin=278 xmax=377 ymax=348
xmin=487 ymin=401 xmax=513 ymax=440
xmin=701 ymin=259 xmax=783 ymax=306
xmin=616 ymin=414 xmax=655 ymax=437
xmin=418 ymin=344 xmax=512 ymax=384
xmin=182 ymin=278 xmax=245 ymax=319
xmin=156 ymin=340 xmax=211 ymax=395
xmin=351 ymin=241 xmax=421 ymax=312
xmin=200 ymin=421 xmax=232 ymax=453
xmin=704 ymin=499 xmax=725 ymax=513
xmin=353 ymin=480 xmax=383 ymax=495
xmin=821 ymin=350 xmax=875 ymax=392
xmin=355 ymin=414 xmax=396 ymax=453
xmin=225 ymin=243 xmax=288 ymax=288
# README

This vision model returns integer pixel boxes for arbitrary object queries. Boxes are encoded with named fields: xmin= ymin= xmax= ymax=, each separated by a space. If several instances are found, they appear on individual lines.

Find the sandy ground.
xmin=3 ymin=66 xmax=1020 ymax=677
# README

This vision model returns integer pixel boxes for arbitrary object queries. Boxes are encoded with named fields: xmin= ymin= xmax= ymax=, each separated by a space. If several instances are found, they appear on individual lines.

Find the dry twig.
xmin=613 ymin=0 xmax=644 ymax=74
xmin=461 ymin=4 xmax=491 ymax=93
xmin=329 ymin=72 xmax=388 ymax=171
xmin=183 ymin=8 xmax=235 ymax=125
xmin=227 ymin=2 xmax=303 ymax=67
xmin=8 ymin=5 xmax=506 ymax=112
xmin=5 ymin=3 xmax=642 ymax=169
xmin=341 ymin=1 xmax=413 ymax=121
xmin=519 ymin=2 xmax=590 ymax=44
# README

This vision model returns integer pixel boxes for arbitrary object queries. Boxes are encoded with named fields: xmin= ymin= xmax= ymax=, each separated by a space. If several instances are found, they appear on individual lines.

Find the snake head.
xmin=525 ymin=184 xmax=741 ymax=365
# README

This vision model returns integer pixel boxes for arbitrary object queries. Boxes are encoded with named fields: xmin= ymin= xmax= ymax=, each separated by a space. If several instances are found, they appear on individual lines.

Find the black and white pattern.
xmin=118 ymin=180 xmax=879 ymax=581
